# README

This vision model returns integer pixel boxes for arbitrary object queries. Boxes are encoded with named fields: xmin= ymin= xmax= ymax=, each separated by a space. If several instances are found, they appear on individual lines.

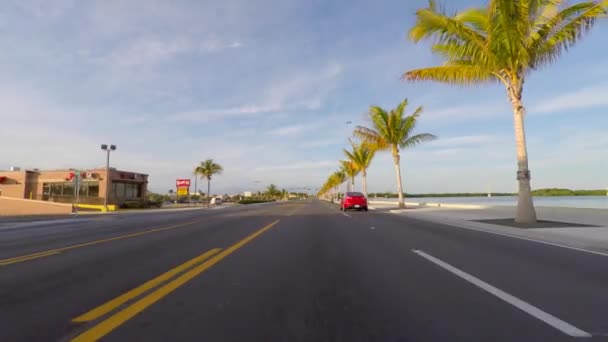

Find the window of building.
xmin=63 ymin=183 xmax=75 ymax=196
xmin=88 ymin=182 xmax=99 ymax=197
xmin=114 ymin=182 xmax=125 ymax=198
xmin=125 ymin=183 xmax=135 ymax=198
xmin=50 ymin=183 xmax=63 ymax=196
xmin=43 ymin=182 xmax=100 ymax=198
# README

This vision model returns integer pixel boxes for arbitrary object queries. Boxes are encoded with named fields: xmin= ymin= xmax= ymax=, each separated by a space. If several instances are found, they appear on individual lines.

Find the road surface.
xmin=1 ymin=200 xmax=607 ymax=341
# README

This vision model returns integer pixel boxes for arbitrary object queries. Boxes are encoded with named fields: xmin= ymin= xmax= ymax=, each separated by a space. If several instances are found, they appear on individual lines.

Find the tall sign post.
xmin=68 ymin=170 xmax=82 ymax=215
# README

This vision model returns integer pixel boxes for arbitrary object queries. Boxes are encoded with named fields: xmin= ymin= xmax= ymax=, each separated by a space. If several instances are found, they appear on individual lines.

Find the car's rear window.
xmin=346 ymin=192 xmax=364 ymax=197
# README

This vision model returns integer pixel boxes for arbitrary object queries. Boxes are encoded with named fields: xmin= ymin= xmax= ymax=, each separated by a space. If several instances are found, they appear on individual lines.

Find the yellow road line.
xmin=71 ymin=219 xmax=280 ymax=342
xmin=0 ymin=220 xmax=202 ymax=267
xmin=0 ymin=251 xmax=62 ymax=266
xmin=73 ymin=248 xmax=222 ymax=323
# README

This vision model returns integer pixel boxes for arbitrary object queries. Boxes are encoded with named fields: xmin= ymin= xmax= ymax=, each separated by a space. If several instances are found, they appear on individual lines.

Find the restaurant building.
xmin=0 ymin=167 xmax=148 ymax=206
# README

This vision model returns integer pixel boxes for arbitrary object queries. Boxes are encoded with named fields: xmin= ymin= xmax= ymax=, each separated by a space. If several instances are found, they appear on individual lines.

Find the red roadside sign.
xmin=176 ymin=179 xmax=191 ymax=187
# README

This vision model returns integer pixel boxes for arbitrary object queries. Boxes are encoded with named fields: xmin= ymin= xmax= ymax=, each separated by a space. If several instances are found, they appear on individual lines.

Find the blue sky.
xmin=1 ymin=0 xmax=607 ymax=195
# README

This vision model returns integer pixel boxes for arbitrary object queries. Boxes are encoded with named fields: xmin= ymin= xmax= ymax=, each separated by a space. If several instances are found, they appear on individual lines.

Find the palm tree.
xmin=320 ymin=170 xmax=346 ymax=202
xmin=343 ymin=139 xmax=376 ymax=198
xmin=266 ymin=184 xmax=279 ymax=199
xmin=354 ymin=99 xmax=436 ymax=208
xmin=195 ymin=159 xmax=223 ymax=207
xmin=332 ymin=170 xmax=347 ymax=199
xmin=404 ymin=0 xmax=607 ymax=223
xmin=339 ymin=160 xmax=359 ymax=193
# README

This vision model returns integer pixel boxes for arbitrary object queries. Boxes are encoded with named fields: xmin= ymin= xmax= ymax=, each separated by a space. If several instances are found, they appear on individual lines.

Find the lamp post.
xmin=101 ymin=144 xmax=117 ymax=211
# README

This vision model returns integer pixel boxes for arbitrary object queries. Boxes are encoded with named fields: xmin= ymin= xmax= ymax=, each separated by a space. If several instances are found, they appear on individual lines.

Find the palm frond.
xmin=399 ymin=133 xmax=438 ymax=150
xmin=530 ymin=1 xmax=606 ymax=68
xmin=404 ymin=65 xmax=495 ymax=85
xmin=355 ymin=99 xmax=436 ymax=157
xmin=195 ymin=159 xmax=223 ymax=179
xmin=339 ymin=160 xmax=359 ymax=179
xmin=410 ymin=3 xmax=494 ymax=66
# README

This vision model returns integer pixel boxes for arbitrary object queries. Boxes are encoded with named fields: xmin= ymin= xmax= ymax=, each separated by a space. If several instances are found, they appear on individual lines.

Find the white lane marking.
xmin=370 ymin=227 xmax=376 ymax=230
xmin=342 ymin=213 xmax=351 ymax=218
xmin=412 ymin=249 xmax=592 ymax=338
xmin=436 ymin=221 xmax=608 ymax=258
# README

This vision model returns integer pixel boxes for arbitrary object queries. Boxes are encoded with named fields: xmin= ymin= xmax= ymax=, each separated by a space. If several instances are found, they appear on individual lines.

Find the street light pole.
xmin=101 ymin=144 xmax=117 ymax=211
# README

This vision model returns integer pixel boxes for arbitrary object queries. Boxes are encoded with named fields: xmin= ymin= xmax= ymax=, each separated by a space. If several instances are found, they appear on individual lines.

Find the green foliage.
xmin=405 ymin=0 xmax=607 ymax=87
xmin=318 ymin=170 xmax=347 ymax=197
xmin=353 ymin=99 xmax=436 ymax=156
xmin=194 ymin=159 xmax=223 ymax=180
xmin=343 ymin=139 xmax=376 ymax=175
xmin=531 ymin=188 xmax=607 ymax=196
xmin=265 ymin=184 xmax=280 ymax=199
xmin=339 ymin=160 xmax=359 ymax=181
xmin=121 ymin=198 xmax=163 ymax=209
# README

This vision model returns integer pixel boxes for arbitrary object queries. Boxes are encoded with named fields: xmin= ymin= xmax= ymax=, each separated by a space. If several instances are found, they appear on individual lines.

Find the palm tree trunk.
xmin=509 ymin=83 xmax=537 ymax=223
xmin=393 ymin=148 xmax=405 ymax=208
xmin=362 ymin=170 xmax=368 ymax=198
xmin=207 ymin=177 xmax=211 ymax=208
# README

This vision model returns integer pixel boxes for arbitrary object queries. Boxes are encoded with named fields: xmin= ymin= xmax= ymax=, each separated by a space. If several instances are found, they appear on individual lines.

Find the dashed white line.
xmin=342 ymin=213 xmax=352 ymax=218
xmin=370 ymin=226 xmax=376 ymax=230
xmin=412 ymin=249 xmax=591 ymax=338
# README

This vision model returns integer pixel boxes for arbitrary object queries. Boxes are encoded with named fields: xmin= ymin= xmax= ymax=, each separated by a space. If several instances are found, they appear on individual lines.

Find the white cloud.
xmin=300 ymin=138 xmax=345 ymax=148
xmin=90 ymin=36 xmax=242 ymax=68
xmin=423 ymin=104 xmax=507 ymax=122
xmin=532 ymin=83 xmax=608 ymax=114
xmin=169 ymin=104 xmax=281 ymax=122
xmin=269 ymin=124 xmax=317 ymax=137
xmin=253 ymin=160 xmax=336 ymax=172
xmin=168 ymin=63 xmax=344 ymax=122
xmin=428 ymin=135 xmax=496 ymax=147
xmin=201 ymin=40 xmax=243 ymax=52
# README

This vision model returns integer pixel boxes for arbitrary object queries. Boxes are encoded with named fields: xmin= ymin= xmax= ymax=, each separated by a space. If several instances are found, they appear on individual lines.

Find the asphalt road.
xmin=1 ymin=200 xmax=607 ymax=341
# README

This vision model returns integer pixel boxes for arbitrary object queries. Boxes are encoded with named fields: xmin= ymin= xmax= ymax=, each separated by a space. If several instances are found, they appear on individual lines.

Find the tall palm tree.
xmin=343 ymin=139 xmax=376 ymax=198
xmin=354 ymin=99 xmax=436 ymax=208
xmin=332 ymin=170 xmax=347 ymax=199
xmin=339 ymin=160 xmax=359 ymax=193
xmin=404 ymin=0 xmax=607 ymax=223
xmin=266 ymin=184 xmax=279 ymax=199
xmin=322 ymin=170 xmax=347 ymax=202
xmin=195 ymin=159 xmax=223 ymax=207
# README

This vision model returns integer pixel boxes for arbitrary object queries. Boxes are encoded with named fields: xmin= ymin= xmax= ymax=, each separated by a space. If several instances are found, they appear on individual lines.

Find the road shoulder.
xmin=387 ymin=207 xmax=608 ymax=256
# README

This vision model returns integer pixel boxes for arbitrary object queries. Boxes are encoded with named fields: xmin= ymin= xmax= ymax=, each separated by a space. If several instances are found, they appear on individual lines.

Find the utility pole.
xmin=101 ymin=144 xmax=117 ymax=212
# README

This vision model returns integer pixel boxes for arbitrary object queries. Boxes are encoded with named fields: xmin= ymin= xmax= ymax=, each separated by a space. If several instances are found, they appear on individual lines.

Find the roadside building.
xmin=0 ymin=167 xmax=148 ymax=206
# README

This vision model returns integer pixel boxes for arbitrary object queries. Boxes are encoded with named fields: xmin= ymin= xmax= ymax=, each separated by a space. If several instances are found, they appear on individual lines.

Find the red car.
xmin=340 ymin=192 xmax=368 ymax=211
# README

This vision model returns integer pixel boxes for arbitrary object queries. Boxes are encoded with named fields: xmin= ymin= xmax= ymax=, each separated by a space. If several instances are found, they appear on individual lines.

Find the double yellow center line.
xmin=70 ymin=219 xmax=280 ymax=342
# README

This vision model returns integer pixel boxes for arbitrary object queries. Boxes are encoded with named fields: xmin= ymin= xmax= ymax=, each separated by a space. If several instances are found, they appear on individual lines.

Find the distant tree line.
xmin=530 ymin=188 xmax=607 ymax=196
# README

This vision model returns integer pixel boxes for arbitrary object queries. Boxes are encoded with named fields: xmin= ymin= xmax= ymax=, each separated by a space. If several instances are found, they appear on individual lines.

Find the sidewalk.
xmin=370 ymin=201 xmax=608 ymax=255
